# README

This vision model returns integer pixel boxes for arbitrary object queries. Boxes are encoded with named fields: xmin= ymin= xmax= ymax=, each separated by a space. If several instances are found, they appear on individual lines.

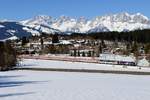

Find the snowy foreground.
xmin=20 ymin=59 xmax=150 ymax=72
xmin=0 ymin=70 xmax=150 ymax=100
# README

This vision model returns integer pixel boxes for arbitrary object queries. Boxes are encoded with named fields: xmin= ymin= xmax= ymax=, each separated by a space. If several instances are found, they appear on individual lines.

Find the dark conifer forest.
xmin=70 ymin=29 xmax=150 ymax=43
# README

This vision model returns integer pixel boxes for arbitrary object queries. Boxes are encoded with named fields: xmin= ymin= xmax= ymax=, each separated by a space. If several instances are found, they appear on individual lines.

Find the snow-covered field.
xmin=0 ymin=70 xmax=150 ymax=100
xmin=20 ymin=59 xmax=150 ymax=72
xmin=1 ymin=59 xmax=150 ymax=100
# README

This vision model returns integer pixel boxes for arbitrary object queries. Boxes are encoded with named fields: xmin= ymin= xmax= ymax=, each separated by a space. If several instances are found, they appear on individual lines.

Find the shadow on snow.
xmin=0 ymin=75 xmax=47 ymax=98
xmin=0 ymin=92 xmax=35 ymax=98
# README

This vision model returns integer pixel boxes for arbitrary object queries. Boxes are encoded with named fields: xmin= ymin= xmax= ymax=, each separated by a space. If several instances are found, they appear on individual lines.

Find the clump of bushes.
xmin=0 ymin=41 xmax=17 ymax=71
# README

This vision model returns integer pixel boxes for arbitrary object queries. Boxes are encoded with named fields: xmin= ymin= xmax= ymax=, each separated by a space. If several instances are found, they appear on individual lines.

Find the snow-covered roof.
xmin=99 ymin=53 xmax=136 ymax=62
xmin=138 ymin=58 xmax=150 ymax=67
xmin=0 ymin=36 xmax=18 ymax=42
xmin=30 ymin=40 xmax=72 ymax=45
xmin=59 ymin=40 xmax=72 ymax=45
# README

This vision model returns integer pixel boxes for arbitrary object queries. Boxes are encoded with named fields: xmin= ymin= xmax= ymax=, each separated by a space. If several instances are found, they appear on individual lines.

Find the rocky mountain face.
xmin=21 ymin=12 xmax=150 ymax=33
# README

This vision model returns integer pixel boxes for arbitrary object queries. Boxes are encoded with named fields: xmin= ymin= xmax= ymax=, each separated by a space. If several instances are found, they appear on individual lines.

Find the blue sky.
xmin=0 ymin=0 xmax=149 ymax=20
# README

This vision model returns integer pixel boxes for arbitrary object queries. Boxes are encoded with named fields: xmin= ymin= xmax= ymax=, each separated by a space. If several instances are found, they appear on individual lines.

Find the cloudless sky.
xmin=0 ymin=0 xmax=150 ymax=20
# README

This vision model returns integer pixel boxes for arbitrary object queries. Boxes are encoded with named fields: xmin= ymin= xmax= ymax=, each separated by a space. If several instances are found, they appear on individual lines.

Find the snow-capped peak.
xmin=21 ymin=15 xmax=53 ymax=26
xmin=20 ymin=12 xmax=150 ymax=33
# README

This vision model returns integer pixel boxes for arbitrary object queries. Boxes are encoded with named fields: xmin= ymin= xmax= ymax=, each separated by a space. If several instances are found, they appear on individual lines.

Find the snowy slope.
xmin=0 ymin=21 xmax=33 ymax=40
xmin=21 ymin=12 xmax=150 ymax=33
xmin=0 ymin=21 xmax=61 ymax=40
xmin=0 ymin=70 xmax=150 ymax=100
xmin=21 ymin=15 xmax=62 ymax=34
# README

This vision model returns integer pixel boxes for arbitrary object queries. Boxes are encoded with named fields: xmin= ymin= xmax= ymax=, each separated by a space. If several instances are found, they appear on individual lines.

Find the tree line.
xmin=70 ymin=29 xmax=150 ymax=43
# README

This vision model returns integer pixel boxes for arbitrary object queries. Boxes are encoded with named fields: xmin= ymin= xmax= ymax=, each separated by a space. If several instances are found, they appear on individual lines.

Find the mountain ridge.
xmin=0 ymin=12 xmax=150 ymax=40
xmin=20 ymin=12 xmax=150 ymax=33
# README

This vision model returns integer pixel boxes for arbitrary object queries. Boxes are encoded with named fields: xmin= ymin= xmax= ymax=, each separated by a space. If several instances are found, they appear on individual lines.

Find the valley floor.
xmin=0 ymin=70 xmax=150 ymax=100
xmin=1 ymin=59 xmax=150 ymax=100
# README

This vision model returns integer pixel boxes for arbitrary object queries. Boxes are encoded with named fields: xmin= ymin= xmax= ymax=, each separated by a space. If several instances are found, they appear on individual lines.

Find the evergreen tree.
xmin=40 ymin=36 xmax=44 ymax=54
xmin=99 ymin=44 xmax=102 ymax=54
xmin=73 ymin=49 xmax=77 ymax=57
xmin=21 ymin=37 xmax=28 ymax=46
xmin=82 ymin=52 xmax=85 ymax=57
xmin=87 ymin=51 xmax=92 ymax=57
xmin=77 ymin=50 xmax=80 ymax=57
xmin=52 ymin=34 xmax=59 ymax=43
xmin=40 ymin=37 xmax=44 ymax=50
xmin=0 ymin=41 xmax=17 ymax=71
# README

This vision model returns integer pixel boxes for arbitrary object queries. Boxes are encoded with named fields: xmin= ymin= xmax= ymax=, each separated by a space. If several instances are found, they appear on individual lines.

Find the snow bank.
xmin=138 ymin=58 xmax=150 ymax=67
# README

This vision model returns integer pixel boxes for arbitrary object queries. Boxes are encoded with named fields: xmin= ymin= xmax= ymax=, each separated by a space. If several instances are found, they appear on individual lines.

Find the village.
xmin=12 ymin=33 xmax=150 ymax=68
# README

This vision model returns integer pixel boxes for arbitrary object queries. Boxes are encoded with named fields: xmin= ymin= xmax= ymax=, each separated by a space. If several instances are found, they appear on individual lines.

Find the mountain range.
xmin=0 ymin=12 xmax=150 ymax=40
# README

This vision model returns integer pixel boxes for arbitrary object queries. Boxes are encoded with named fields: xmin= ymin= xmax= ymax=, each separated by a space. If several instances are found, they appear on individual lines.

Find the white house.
xmin=99 ymin=53 xmax=136 ymax=66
